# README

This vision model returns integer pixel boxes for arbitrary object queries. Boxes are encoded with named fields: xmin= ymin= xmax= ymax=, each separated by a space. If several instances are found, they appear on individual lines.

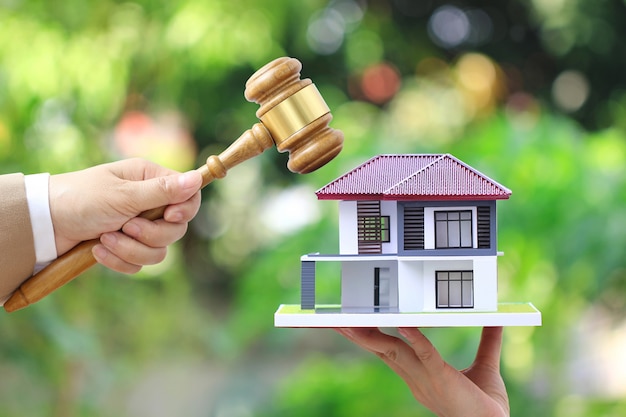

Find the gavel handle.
xmin=4 ymin=123 xmax=274 ymax=313
xmin=3 ymin=207 xmax=164 ymax=313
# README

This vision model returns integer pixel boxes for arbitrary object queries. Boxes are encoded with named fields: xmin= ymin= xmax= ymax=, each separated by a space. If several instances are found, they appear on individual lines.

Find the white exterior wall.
xmin=338 ymin=201 xmax=357 ymax=254
xmin=396 ymin=256 xmax=498 ymax=313
xmin=471 ymin=256 xmax=498 ymax=311
xmin=338 ymin=200 xmax=398 ymax=255
xmin=341 ymin=260 xmax=398 ymax=309
xmin=397 ymin=260 xmax=425 ymax=312
xmin=421 ymin=259 xmax=474 ymax=311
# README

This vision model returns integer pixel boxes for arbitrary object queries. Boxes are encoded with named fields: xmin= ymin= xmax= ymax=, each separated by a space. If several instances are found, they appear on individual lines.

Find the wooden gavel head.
xmin=244 ymin=57 xmax=344 ymax=174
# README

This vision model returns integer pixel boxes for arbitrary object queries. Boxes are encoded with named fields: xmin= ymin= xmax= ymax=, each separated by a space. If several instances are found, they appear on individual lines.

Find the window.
xmin=436 ymin=271 xmax=474 ymax=308
xmin=360 ymin=216 xmax=390 ymax=243
xmin=435 ymin=210 xmax=473 ymax=249
xmin=357 ymin=201 xmax=385 ymax=254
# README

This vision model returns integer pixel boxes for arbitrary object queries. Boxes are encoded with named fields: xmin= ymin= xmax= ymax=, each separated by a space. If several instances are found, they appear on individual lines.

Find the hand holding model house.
xmin=336 ymin=326 xmax=509 ymax=417
xmin=275 ymin=153 xmax=541 ymax=417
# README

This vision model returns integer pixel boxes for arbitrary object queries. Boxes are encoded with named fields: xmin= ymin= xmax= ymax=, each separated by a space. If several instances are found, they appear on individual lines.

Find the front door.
xmin=374 ymin=267 xmax=390 ymax=310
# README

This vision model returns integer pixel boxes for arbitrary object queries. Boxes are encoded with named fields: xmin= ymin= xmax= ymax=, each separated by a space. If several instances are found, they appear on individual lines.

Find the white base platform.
xmin=274 ymin=302 xmax=541 ymax=328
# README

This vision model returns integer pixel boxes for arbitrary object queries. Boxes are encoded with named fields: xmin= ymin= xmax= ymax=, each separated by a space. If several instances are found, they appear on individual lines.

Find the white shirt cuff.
xmin=24 ymin=173 xmax=57 ymax=274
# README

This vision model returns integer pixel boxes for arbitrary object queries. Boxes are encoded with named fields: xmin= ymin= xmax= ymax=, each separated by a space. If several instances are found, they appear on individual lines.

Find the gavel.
xmin=4 ymin=57 xmax=344 ymax=313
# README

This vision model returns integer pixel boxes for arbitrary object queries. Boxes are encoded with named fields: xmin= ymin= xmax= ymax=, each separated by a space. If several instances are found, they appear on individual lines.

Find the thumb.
xmin=125 ymin=170 xmax=203 ymax=213
xmin=473 ymin=327 xmax=503 ymax=370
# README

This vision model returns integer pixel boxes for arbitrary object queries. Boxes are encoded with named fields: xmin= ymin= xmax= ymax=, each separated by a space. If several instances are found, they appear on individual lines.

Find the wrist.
xmin=49 ymin=173 xmax=81 ymax=256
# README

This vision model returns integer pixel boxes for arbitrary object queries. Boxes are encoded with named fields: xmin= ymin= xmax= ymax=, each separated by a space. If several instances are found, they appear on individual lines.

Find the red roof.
xmin=316 ymin=154 xmax=511 ymax=201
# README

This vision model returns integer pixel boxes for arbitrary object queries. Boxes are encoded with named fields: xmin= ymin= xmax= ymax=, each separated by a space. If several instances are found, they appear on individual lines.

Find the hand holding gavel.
xmin=4 ymin=57 xmax=343 ymax=312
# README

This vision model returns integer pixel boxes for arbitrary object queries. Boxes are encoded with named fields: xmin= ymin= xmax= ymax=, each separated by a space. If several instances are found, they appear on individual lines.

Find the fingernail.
xmin=340 ymin=328 xmax=355 ymax=338
xmin=178 ymin=171 xmax=198 ymax=189
xmin=167 ymin=210 xmax=183 ymax=223
xmin=93 ymin=244 xmax=108 ymax=261
xmin=101 ymin=233 xmax=117 ymax=248
xmin=123 ymin=222 xmax=141 ymax=238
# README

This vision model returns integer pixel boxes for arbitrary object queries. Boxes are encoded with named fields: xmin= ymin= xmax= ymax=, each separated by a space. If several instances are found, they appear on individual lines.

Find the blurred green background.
xmin=1 ymin=0 xmax=625 ymax=416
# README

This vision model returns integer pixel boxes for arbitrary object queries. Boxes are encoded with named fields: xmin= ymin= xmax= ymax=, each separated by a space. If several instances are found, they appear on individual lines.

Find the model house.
xmin=275 ymin=154 xmax=541 ymax=327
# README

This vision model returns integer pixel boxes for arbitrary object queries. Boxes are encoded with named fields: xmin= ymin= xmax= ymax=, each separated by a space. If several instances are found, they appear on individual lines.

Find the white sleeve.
xmin=24 ymin=173 xmax=57 ymax=274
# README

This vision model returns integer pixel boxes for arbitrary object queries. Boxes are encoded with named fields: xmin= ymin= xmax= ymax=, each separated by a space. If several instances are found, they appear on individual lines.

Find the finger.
xmin=335 ymin=328 xmax=416 ymax=373
xmin=92 ymin=243 xmax=142 ymax=274
xmin=335 ymin=328 xmax=423 ymax=378
xmin=122 ymin=217 xmax=188 ymax=248
xmin=111 ymin=158 xmax=178 ymax=181
xmin=398 ymin=327 xmax=446 ymax=373
xmin=124 ymin=170 xmax=203 ymax=214
xmin=335 ymin=328 xmax=408 ymax=361
xmin=99 ymin=231 xmax=167 ymax=266
xmin=474 ymin=327 xmax=503 ymax=371
xmin=163 ymin=190 xmax=201 ymax=223
xmin=334 ymin=328 xmax=430 ymax=401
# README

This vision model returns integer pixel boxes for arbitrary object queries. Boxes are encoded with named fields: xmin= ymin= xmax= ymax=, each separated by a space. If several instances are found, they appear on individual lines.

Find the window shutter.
xmin=403 ymin=206 xmax=425 ymax=250
xmin=300 ymin=261 xmax=316 ymax=309
xmin=477 ymin=206 xmax=491 ymax=249
xmin=357 ymin=200 xmax=382 ymax=254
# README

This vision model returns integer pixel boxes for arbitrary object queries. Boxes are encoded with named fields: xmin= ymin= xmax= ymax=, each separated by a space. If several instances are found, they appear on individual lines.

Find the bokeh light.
xmin=359 ymin=62 xmax=401 ymax=104
xmin=306 ymin=0 xmax=365 ymax=55
xmin=455 ymin=53 xmax=503 ymax=116
xmin=427 ymin=5 xmax=494 ymax=49
xmin=307 ymin=9 xmax=346 ymax=55
xmin=428 ymin=5 xmax=470 ymax=48
xmin=112 ymin=110 xmax=197 ymax=172
xmin=345 ymin=29 xmax=384 ymax=71
xmin=552 ymin=70 xmax=590 ymax=113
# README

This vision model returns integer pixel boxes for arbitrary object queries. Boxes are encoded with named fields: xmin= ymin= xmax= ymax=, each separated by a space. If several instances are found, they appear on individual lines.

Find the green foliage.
xmin=258 ymin=355 xmax=428 ymax=417
xmin=1 ymin=0 xmax=626 ymax=416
